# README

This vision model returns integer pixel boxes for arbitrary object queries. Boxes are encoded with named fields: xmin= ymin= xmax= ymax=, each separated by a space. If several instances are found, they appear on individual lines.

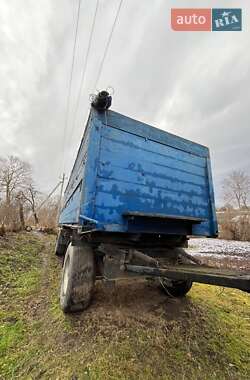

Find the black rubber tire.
xmin=55 ymin=231 xmax=68 ymax=257
xmin=160 ymin=279 xmax=193 ymax=297
xmin=60 ymin=243 xmax=95 ymax=313
xmin=55 ymin=240 xmax=67 ymax=257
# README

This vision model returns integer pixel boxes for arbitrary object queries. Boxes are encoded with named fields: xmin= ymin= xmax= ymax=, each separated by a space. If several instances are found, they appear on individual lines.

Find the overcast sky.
xmin=0 ymin=0 xmax=249 ymax=205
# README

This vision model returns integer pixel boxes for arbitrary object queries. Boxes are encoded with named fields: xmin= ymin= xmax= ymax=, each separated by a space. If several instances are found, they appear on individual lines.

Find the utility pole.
xmin=57 ymin=173 xmax=66 ymax=222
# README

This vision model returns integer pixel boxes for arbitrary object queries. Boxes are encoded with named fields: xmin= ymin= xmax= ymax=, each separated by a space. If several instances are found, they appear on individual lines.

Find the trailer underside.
xmin=56 ymin=227 xmax=250 ymax=303
xmin=97 ymin=243 xmax=250 ymax=293
xmin=54 ymin=221 xmax=250 ymax=314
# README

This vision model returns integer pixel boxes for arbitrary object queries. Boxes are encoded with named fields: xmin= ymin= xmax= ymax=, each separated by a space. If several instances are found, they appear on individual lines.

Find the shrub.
xmin=219 ymin=211 xmax=250 ymax=241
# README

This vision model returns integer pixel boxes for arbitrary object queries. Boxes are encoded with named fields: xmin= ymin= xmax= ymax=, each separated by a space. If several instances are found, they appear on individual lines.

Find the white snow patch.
xmin=188 ymin=238 xmax=250 ymax=257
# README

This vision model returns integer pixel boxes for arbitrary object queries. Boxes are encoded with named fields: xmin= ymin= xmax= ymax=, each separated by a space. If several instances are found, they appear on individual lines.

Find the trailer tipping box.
xmin=59 ymin=108 xmax=217 ymax=238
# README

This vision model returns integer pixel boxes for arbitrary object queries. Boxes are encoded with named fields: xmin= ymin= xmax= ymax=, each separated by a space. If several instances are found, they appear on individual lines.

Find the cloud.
xmin=0 ymin=0 xmax=249 ymax=205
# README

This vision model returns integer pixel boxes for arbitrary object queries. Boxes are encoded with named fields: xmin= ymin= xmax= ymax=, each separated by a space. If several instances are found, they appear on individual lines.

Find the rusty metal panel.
xmin=94 ymin=110 xmax=216 ymax=236
xmin=59 ymin=109 xmax=218 ymax=237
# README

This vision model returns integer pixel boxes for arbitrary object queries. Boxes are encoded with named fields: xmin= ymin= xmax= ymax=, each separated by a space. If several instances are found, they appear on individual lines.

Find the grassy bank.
xmin=0 ymin=233 xmax=249 ymax=379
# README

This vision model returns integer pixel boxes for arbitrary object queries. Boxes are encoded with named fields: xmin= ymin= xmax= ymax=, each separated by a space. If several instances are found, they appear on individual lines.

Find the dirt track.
xmin=1 ymin=233 xmax=250 ymax=380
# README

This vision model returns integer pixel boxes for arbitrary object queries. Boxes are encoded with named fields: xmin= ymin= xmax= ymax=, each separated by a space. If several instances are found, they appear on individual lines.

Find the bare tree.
xmin=15 ymin=191 xmax=26 ymax=230
xmin=0 ymin=156 xmax=32 ymax=230
xmin=222 ymin=170 xmax=250 ymax=209
xmin=0 ymin=156 xmax=32 ymax=205
xmin=22 ymin=184 xmax=40 ymax=225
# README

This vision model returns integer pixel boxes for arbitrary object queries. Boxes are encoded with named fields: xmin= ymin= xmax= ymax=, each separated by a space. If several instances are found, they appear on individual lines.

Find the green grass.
xmin=0 ymin=233 xmax=249 ymax=379
xmin=0 ymin=233 xmax=44 ymax=379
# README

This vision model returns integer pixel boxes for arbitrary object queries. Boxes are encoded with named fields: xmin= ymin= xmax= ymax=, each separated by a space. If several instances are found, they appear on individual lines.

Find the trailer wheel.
xmin=60 ymin=243 xmax=95 ymax=313
xmin=55 ymin=230 xmax=68 ymax=257
xmin=160 ymin=279 xmax=193 ymax=297
xmin=55 ymin=238 xmax=66 ymax=257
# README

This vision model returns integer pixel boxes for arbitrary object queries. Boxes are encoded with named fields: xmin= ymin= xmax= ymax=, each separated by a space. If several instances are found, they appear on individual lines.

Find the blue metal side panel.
xmin=59 ymin=181 xmax=82 ymax=224
xmin=202 ymin=156 xmax=218 ymax=236
xmin=79 ymin=114 xmax=102 ymax=224
xmin=98 ymin=110 xmax=209 ymax=158
xmin=92 ymin=111 xmax=216 ymax=236
xmin=59 ymin=117 xmax=91 ymax=225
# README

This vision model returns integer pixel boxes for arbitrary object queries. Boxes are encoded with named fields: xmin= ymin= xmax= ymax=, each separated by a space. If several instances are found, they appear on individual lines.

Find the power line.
xmin=57 ymin=173 xmax=66 ymax=222
xmin=61 ymin=0 xmax=82 ymax=173
xmin=93 ymin=0 xmax=123 ymax=90
xmin=69 ymin=0 xmax=100 ymax=149
xmin=63 ymin=0 xmax=123 ymax=176
xmin=36 ymin=180 xmax=62 ymax=213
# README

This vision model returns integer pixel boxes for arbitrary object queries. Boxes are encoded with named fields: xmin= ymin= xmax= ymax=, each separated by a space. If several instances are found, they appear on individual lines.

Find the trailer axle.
xmin=125 ymin=264 xmax=250 ymax=293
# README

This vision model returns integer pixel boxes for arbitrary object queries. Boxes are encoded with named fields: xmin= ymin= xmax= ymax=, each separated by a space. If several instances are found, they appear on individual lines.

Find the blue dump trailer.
xmin=56 ymin=92 xmax=249 ymax=313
